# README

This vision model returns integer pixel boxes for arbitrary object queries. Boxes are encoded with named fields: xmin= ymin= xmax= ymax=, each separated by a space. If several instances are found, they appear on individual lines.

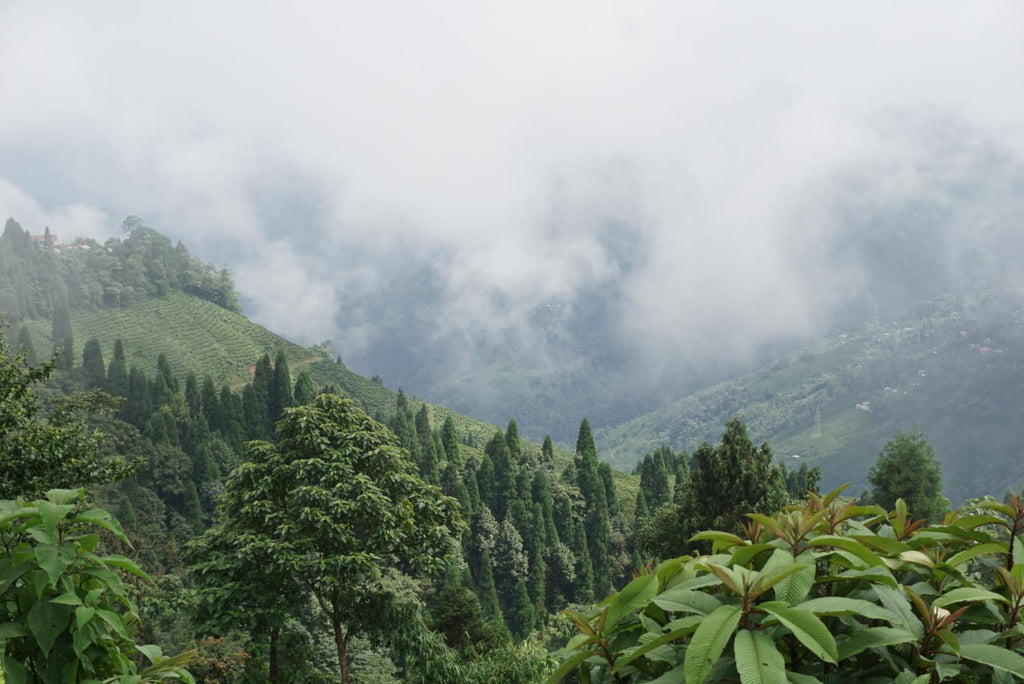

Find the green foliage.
xmin=0 ymin=325 xmax=134 ymax=500
xmin=0 ymin=489 xmax=193 ymax=682
xmin=869 ymin=429 xmax=946 ymax=522
xmin=197 ymin=394 xmax=463 ymax=680
xmin=641 ymin=419 xmax=787 ymax=559
xmin=552 ymin=484 xmax=1024 ymax=682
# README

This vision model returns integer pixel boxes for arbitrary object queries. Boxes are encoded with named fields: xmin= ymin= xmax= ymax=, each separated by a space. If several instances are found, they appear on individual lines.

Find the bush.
xmin=551 ymin=485 xmax=1024 ymax=682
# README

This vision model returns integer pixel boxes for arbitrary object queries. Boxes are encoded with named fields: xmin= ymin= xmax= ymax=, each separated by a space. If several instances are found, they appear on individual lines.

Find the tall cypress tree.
xmin=575 ymin=418 xmax=611 ymax=597
xmin=441 ymin=416 xmax=461 ymax=467
xmin=249 ymin=354 xmax=273 ymax=438
xmin=293 ymin=370 xmax=316 ymax=406
xmin=123 ymin=366 xmax=151 ymax=426
xmin=542 ymin=434 xmax=555 ymax=467
xmin=200 ymin=377 xmax=221 ymax=433
xmin=156 ymin=353 xmax=179 ymax=394
xmin=81 ymin=338 xmax=105 ymax=389
xmin=269 ymin=350 xmax=293 ymax=423
xmin=487 ymin=431 xmax=516 ymax=520
xmin=106 ymin=339 xmax=129 ymax=398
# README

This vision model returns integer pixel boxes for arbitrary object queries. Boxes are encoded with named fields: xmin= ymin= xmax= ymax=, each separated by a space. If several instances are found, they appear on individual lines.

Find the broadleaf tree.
xmin=199 ymin=394 xmax=463 ymax=682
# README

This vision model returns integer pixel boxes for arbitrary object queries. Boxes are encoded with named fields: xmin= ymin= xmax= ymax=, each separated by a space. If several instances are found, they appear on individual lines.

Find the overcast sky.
xmin=2 ymin=1 xmax=1023 ymax=366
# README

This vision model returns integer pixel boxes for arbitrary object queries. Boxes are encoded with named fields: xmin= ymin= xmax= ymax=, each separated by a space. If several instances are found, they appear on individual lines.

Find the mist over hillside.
xmin=3 ymin=3 xmax=1024 ymax=445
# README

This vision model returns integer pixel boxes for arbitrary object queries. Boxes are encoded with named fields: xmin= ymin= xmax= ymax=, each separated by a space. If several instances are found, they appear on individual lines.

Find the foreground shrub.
xmin=552 ymin=485 xmax=1024 ymax=682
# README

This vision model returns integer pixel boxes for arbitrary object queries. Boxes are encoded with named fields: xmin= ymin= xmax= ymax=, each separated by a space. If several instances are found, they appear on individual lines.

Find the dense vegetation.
xmin=4 ymin=220 xmax=1024 ymax=682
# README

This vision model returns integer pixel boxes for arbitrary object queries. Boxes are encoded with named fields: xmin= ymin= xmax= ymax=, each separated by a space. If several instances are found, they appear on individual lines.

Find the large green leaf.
xmin=603 ymin=573 xmax=659 ymax=634
xmin=798 ymin=597 xmax=902 ymax=625
xmin=945 ymin=542 xmax=1007 ymax=568
xmin=684 ymin=604 xmax=742 ymax=684
xmin=653 ymin=588 xmax=723 ymax=616
xmin=931 ymin=587 xmax=1008 ymax=609
xmin=27 ymin=600 xmax=71 ymax=656
xmin=836 ymin=626 xmax=919 ymax=660
xmin=34 ymin=544 xmax=73 ymax=587
xmin=807 ymin=536 xmax=885 ymax=567
xmin=759 ymin=602 xmax=837 ymax=664
xmin=734 ymin=629 xmax=786 ymax=684
xmin=959 ymin=643 xmax=1024 ymax=677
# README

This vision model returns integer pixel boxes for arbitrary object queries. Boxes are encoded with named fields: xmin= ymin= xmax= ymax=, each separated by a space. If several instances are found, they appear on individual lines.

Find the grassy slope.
xmin=21 ymin=290 xmax=594 ymax=479
xmin=596 ymin=293 xmax=1024 ymax=504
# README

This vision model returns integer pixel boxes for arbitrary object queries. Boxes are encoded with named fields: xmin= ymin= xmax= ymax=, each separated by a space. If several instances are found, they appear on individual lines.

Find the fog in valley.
xmin=3 ymin=1 xmax=1024 ymax=438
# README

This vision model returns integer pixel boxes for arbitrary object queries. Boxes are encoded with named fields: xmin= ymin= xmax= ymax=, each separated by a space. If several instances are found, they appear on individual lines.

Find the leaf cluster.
xmin=552 ymin=485 xmax=1024 ymax=682
xmin=0 ymin=489 xmax=193 ymax=683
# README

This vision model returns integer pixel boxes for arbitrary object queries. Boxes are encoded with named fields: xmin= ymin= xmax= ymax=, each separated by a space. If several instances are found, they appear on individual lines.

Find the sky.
xmin=2 ymin=2 xmax=1024 ymax=384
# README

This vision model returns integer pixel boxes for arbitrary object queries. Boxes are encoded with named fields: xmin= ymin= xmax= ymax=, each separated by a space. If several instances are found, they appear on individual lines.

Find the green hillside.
xmin=597 ymin=291 xmax=1024 ymax=504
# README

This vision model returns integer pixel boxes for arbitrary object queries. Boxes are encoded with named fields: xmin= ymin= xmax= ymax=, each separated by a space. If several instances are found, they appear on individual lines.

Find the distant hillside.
xmin=597 ymin=291 xmax=1024 ymax=504
xmin=0 ymin=217 xmax=511 ymax=452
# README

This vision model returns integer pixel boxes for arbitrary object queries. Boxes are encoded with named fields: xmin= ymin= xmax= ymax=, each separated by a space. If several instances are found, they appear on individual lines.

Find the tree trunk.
xmin=333 ymin=618 xmax=350 ymax=683
xmin=269 ymin=624 xmax=279 ymax=684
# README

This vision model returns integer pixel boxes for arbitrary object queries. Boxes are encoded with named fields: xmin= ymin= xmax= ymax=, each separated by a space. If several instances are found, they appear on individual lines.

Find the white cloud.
xmin=1 ymin=0 xmax=1023 ymax=362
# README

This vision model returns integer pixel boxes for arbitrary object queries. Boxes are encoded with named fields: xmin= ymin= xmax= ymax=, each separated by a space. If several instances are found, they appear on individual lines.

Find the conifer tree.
xmin=250 ymin=354 xmax=274 ymax=438
xmin=182 ymin=372 xmax=200 ymax=419
xmin=156 ymin=353 xmax=179 ymax=393
xmin=268 ymin=350 xmax=293 ymax=423
xmin=151 ymin=372 xmax=173 ymax=410
xmin=293 ymin=370 xmax=316 ymax=406
xmin=441 ymin=415 xmax=461 ymax=466
xmin=599 ymin=462 xmax=618 ymax=517
xmin=82 ymin=338 xmax=106 ymax=389
xmin=183 ymin=481 xmax=204 ymax=535
xmin=487 ymin=431 xmax=516 ymax=520
xmin=106 ymin=339 xmax=129 ymax=398
xmin=123 ymin=366 xmax=151 ymax=426
xmin=475 ymin=549 xmax=503 ymax=627
xmin=415 ymin=404 xmax=431 ymax=454
xmin=575 ymin=418 xmax=611 ymax=596
xmin=200 ymin=376 xmax=220 ymax=432
xmin=542 ymin=434 xmax=555 ymax=467
xmin=531 ymin=469 xmax=559 ymax=547
xmin=477 ymin=452 xmax=497 ymax=512
xmin=506 ymin=579 xmax=535 ymax=638
xmin=505 ymin=419 xmax=522 ymax=463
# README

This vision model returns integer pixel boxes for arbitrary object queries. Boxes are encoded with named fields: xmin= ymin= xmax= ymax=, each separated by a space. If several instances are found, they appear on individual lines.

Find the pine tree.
xmin=505 ymin=419 xmax=522 ymax=464
xmin=106 ymin=339 xmax=129 ymax=398
xmin=531 ymin=469 xmax=559 ymax=547
xmin=268 ymin=350 xmax=293 ymax=423
xmin=487 ymin=431 xmax=516 ymax=520
xmin=184 ymin=372 xmax=201 ymax=421
xmin=250 ymin=354 xmax=273 ymax=438
xmin=415 ymin=404 xmax=431 ymax=455
xmin=475 ymin=549 xmax=502 ymax=626
xmin=575 ymin=418 xmax=611 ymax=596
xmin=183 ymin=481 xmax=204 ymax=535
xmin=156 ymin=353 xmax=179 ymax=393
xmin=123 ymin=366 xmax=151 ymax=426
xmin=81 ymin=338 xmax=106 ymax=389
xmin=200 ymin=377 xmax=221 ymax=432
xmin=542 ymin=434 xmax=555 ymax=467
xmin=599 ymin=462 xmax=619 ymax=517
xmin=151 ymin=372 xmax=173 ymax=410
xmin=441 ymin=416 xmax=461 ymax=467
xmin=506 ymin=579 xmax=535 ymax=638
xmin=293 ymin=370 xmax=316 ymax=406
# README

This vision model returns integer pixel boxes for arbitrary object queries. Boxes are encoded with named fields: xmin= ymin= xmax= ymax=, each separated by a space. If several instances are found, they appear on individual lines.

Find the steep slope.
xmin=597 ymin=291 xmax=1024 ymax=504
